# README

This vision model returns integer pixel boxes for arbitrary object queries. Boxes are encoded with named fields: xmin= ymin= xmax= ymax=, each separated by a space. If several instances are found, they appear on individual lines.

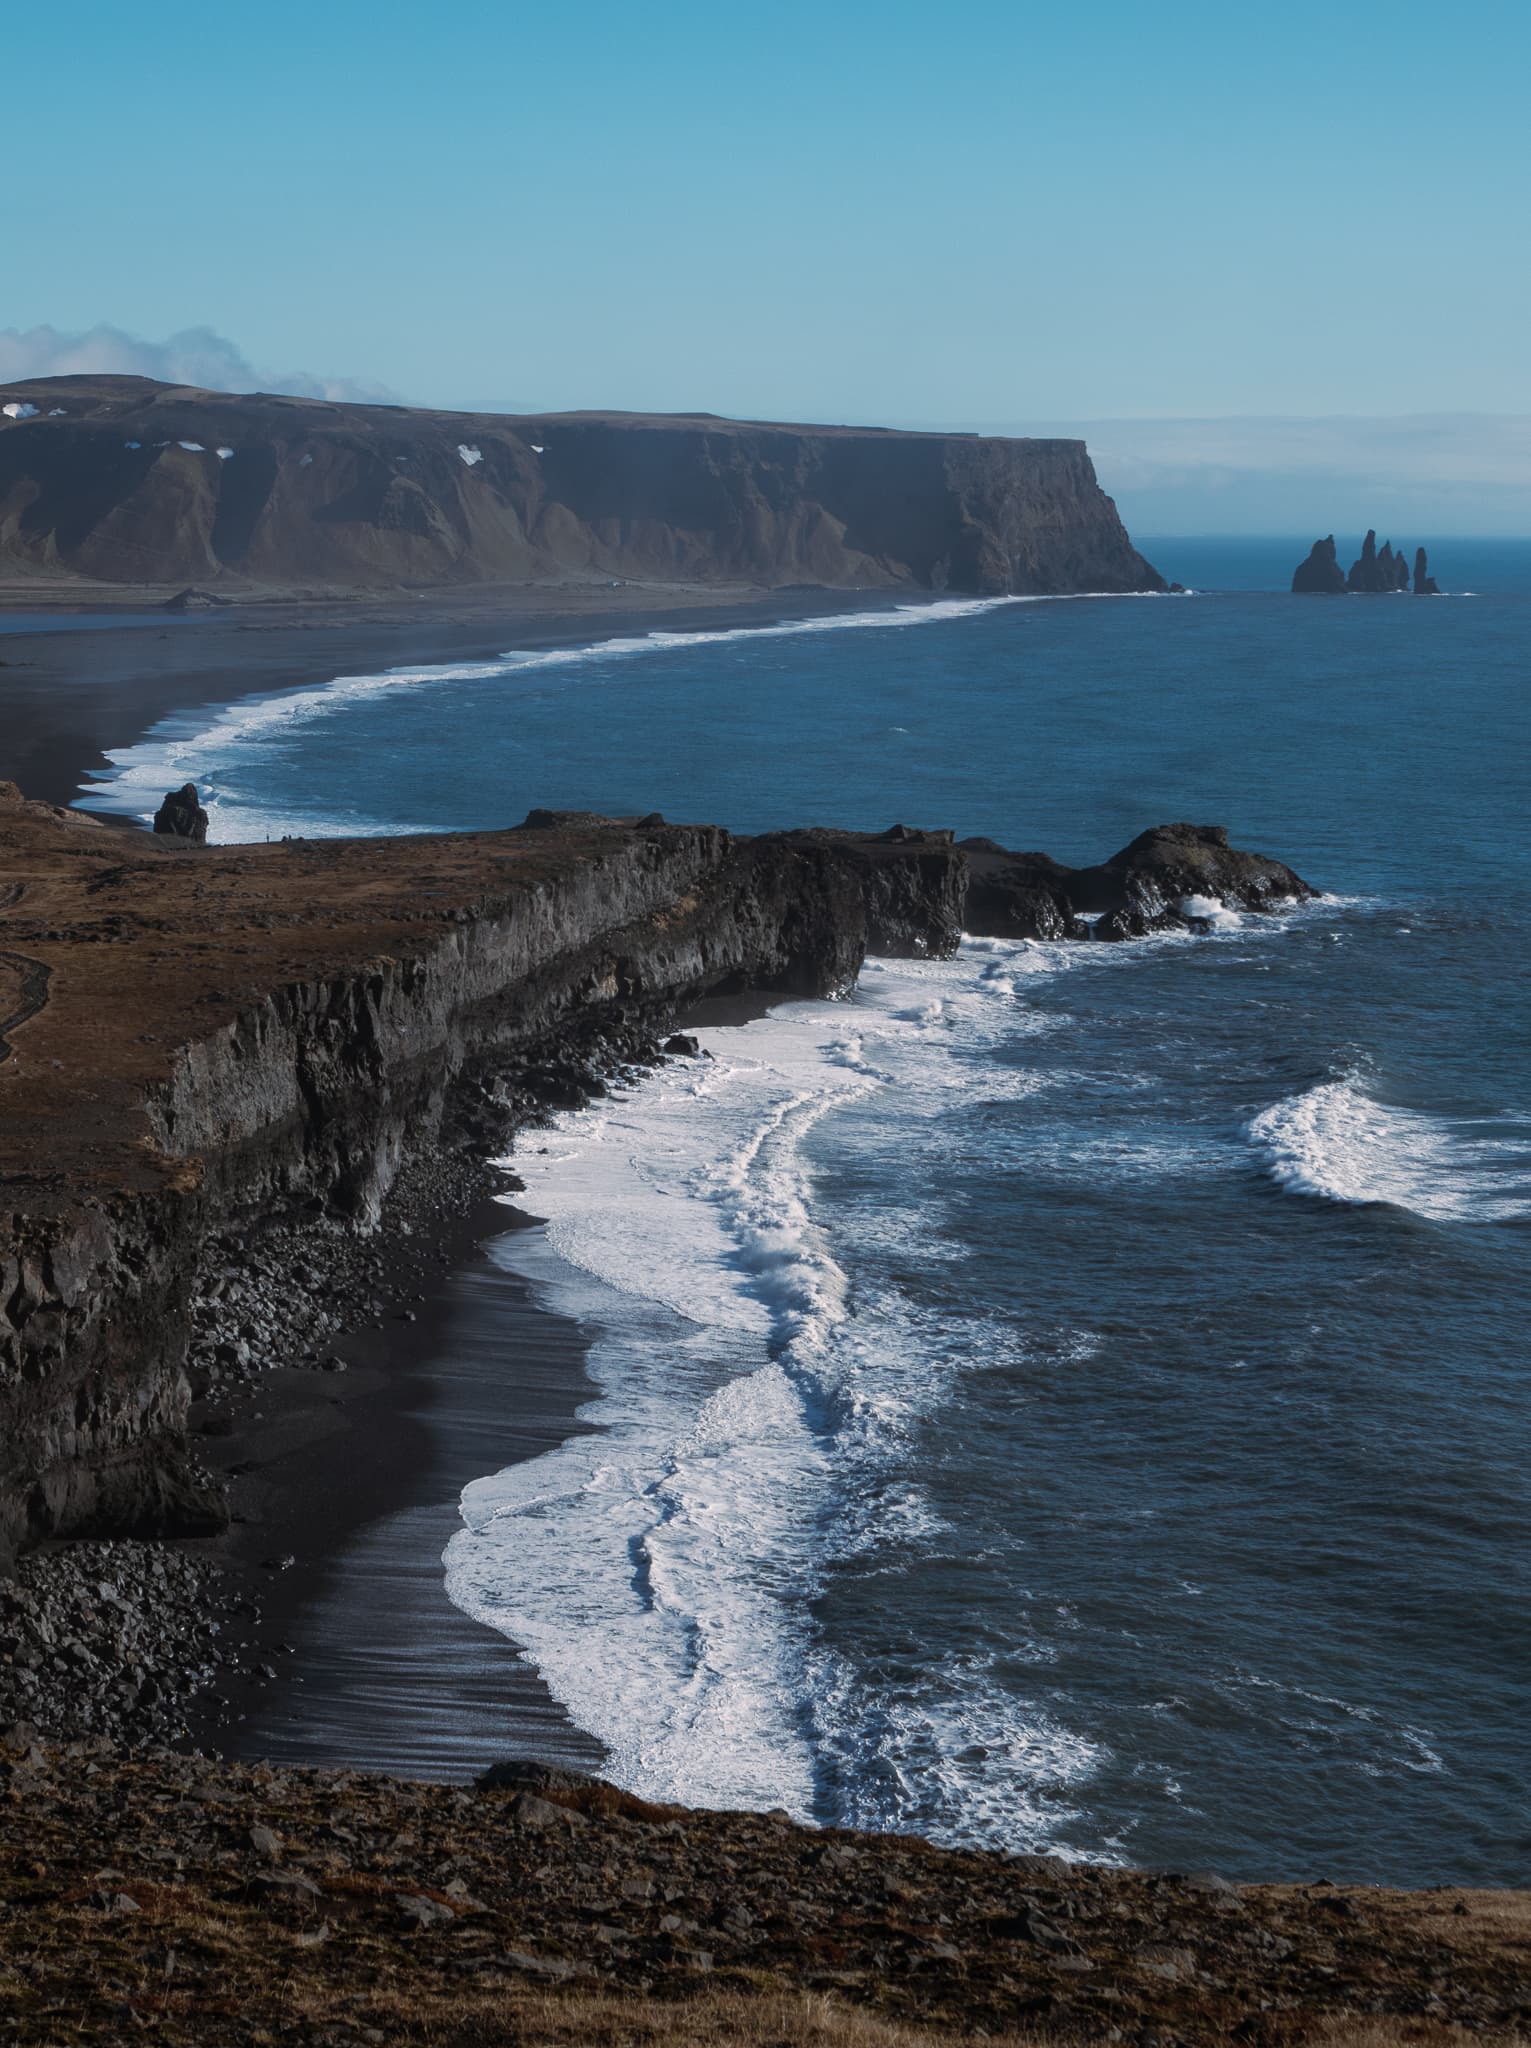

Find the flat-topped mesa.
xmin=962 ymin=822 xmax=1315 ymax=942
xmin=1292 ymin=531 xmax=1443 ymax=594
xmin=0 ymin=374 xmax=1164 ymax=599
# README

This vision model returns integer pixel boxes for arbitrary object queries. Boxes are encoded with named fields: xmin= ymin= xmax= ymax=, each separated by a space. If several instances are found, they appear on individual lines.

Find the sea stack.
xmin=1291 ymin=535 xmax=1347 ymax=593
xmin=1347 ymin=530 xmax=1411 ymax=592
xmin=1291 ymin=531 xmax=1443 ymax=594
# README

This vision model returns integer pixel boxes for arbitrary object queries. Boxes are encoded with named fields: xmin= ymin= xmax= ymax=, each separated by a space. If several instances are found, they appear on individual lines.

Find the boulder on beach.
xmin=152 ymin=783 xmax=209 ymax=845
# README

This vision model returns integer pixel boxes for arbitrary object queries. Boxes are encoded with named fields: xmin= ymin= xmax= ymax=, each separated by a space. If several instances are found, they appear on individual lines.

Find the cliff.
xmin=0 ymin=789 xmax=965 ymax=1571
xmin=0 ymin=375 xmax=1163 ymax=599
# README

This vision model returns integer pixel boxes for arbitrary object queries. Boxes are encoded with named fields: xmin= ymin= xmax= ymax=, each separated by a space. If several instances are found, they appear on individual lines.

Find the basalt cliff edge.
xmin=0 ymin=376 xmax=1162 ymax=599
xmin=0 ymin=792 xmax=1305 ymax=1580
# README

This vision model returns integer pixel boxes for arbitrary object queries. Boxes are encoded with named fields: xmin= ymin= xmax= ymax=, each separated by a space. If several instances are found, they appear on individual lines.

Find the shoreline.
xmin=201 ymin=987 xmax=782 ymax=1778
xmin=201 ymin=1186 xmax=607 ymax=1780
xmin=0 ymin=581 xmax=918 ymax=814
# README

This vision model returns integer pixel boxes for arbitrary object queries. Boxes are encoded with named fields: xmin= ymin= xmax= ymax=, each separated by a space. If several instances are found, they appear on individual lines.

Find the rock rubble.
xmin=0 ymin=1738 xmax=1526 ymax=2046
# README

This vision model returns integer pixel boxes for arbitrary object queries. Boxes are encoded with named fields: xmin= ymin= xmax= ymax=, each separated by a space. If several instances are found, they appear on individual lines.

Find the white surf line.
xmin=76 ymin=587 xmax=1169 ymax=836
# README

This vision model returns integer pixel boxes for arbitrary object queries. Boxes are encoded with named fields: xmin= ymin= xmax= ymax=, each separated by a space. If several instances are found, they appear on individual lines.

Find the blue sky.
xmin=7 ymin=0 xmax=1528 ymax=524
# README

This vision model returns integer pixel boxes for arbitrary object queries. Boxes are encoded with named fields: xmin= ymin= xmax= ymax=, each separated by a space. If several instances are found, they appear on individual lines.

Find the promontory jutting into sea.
xmin=0 ymin=321 xmax=1527 ymax=2038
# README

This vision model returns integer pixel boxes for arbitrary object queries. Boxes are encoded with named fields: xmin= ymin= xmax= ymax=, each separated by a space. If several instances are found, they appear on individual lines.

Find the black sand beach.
xmin=202 ymin=1195 xmax=607 ymax=1779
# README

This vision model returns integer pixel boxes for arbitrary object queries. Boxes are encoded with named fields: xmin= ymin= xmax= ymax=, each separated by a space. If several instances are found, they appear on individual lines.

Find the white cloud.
xmin=0 ymin=322 xmax=397 ymax=405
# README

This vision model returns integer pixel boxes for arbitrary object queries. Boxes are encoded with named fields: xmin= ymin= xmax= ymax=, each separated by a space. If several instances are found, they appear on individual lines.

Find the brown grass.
xmin=209 ymin=1986 xmax=1531 ymax=2048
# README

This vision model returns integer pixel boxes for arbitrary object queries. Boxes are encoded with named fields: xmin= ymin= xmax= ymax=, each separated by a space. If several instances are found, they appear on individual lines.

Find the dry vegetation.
xmin=1 ymin=1738 xmax=1529 ymax=2046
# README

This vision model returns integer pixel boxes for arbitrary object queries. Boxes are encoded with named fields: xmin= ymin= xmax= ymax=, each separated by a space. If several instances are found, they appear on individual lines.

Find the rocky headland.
xmin=1292 ymin=532 xmax=1442 ymax=595
xmin=960 ymin=823 xmax=1312 ymax=943
xmin=0 ymin=376 xmax=1163 ymax=601
xmin=0 ymin=788 xmax=1307 ymax=1592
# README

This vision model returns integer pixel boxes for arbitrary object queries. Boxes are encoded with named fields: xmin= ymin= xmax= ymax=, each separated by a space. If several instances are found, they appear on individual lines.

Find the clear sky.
xmin=7 ymin=0 xmax=1528 ymax=522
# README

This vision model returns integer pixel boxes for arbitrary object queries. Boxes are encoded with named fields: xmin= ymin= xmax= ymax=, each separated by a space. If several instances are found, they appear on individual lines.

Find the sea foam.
xmin=442 ymin=939 xmax=1109 ymax=1839
xmin=1248 ymin=1076 xmax=1531 ymax=1223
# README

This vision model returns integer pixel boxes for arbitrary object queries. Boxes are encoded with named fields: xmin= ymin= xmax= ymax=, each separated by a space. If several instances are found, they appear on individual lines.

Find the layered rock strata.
xmin=0 ymin=374 xmax=1163 ymax=598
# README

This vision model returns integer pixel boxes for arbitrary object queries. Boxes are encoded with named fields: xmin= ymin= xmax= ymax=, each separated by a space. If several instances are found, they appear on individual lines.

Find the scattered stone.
xmin=397 ymin=1892 xmax=456 ymax=1929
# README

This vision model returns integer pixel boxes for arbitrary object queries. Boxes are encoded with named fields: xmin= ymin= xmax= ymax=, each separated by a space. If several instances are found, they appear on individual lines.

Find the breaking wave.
xmin=1248 ymin=1077 xmax=1531 ymax=1222
xmin=443 ymin=941 xmax=1108 ymax=1842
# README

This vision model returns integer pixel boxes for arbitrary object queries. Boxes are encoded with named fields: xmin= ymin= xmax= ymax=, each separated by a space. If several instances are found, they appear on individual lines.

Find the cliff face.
xmin=0 ymin=375 xmax=1163 ymax=598
xmin=0 ymin=792 xmax=965 ymax=1570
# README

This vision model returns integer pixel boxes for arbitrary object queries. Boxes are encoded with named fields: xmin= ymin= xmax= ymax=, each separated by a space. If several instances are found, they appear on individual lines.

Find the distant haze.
xmin=979 ymin=416 xmax=1531 ymax=539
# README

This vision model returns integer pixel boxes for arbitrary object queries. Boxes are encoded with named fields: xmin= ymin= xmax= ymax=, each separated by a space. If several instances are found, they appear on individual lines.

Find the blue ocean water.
xmin=91 ymin=539 xmax=1531 ymax=1882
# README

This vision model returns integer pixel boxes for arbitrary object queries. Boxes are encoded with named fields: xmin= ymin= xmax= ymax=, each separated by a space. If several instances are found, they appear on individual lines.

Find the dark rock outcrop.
xmin=963 ymin=823 xmax=1314 ymax=943
xmin=152 ymin=782 xmax=209 ymax=844
xmin=1348 ymin=530 xmax=1412 ymax=593
xmin=1293 ymin=531 xmax=1443 ymax=594
xmin=0 ymin=374 xmax=1164 ymax=599
xmin=1291 ymin=535 xmax=1347 ymax=593
xmin=963 ymin=847 xmax=1088 ymax=940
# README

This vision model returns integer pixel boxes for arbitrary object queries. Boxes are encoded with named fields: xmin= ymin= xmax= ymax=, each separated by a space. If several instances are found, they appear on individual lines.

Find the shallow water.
xmin=92 ymin=538 xmax=1531 ymax=1882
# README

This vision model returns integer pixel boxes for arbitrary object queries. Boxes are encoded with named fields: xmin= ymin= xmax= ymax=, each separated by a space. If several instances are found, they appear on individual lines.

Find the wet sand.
xmin=206 ymin=1199 xmax=607 ymax=1778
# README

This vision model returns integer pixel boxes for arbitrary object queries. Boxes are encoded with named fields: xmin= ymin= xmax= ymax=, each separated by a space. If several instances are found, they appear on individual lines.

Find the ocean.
xmin=88 ymin=538 xmax=1531 ymax=1884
